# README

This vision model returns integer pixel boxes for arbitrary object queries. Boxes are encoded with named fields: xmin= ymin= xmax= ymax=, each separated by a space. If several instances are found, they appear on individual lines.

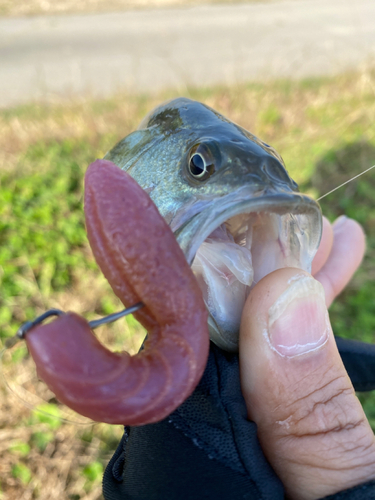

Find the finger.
xmin=311 ymin=216 xmax=333 ymax=276
xmin=240 ymin=268 xmax=375 ymax=500
xmin=314 ymin=217 xmax=366 ymax=307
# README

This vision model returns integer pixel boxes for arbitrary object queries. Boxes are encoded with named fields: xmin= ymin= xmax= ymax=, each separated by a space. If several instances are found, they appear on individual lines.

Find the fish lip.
xmin=174 ymin=188 xmax=322 ymax=266
xmin=173 ymin=188 xmax=322 ymax=352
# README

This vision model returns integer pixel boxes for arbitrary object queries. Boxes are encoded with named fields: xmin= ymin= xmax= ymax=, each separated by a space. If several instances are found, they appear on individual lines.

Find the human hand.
xmin=240 ymin=216 xmax=375 ymax=499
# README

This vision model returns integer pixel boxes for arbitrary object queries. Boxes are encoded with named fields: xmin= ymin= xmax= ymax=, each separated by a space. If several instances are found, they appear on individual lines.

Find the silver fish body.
xmin=105 ymin=98 xmax=322 ymax=352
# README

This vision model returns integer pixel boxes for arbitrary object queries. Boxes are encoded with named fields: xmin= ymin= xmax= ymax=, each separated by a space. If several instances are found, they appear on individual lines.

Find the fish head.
xmin=105 ymin=97 xmax=322 ymax=352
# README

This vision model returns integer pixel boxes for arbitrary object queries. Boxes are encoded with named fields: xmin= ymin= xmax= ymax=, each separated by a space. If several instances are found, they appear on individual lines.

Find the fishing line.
xmin=316 ymin=164 xmax=375 ymax=201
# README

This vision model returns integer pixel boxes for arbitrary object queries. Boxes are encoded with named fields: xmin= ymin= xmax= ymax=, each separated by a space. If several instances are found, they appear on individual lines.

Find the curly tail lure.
xmin=17 ymin=160 xmax=209 ymax=426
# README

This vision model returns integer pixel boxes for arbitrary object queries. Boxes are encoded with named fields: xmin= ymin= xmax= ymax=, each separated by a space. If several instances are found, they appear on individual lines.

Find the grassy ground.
xmin=0 ymin=69 xmax=375 ymax=498
xmin=0 ymin=0 xmax=273 ymax=18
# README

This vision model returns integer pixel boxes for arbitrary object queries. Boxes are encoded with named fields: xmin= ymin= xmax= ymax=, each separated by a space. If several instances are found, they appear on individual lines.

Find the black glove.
xmin=103 ymin=338 xmax=375 ymax=500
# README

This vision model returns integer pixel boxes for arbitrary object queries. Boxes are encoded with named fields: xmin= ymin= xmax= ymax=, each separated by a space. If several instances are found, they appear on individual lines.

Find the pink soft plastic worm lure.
xmin=25 ymin=160 xmax=210 ymax=426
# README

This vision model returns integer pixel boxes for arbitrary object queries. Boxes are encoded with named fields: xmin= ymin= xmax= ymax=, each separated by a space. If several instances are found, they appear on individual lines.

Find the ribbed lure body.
xmin=26 ymin=160 xmax=209 ymax=426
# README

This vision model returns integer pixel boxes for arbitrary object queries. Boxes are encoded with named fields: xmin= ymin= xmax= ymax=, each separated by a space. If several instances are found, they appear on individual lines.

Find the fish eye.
xmin=189 ymin=153 xmax=206 ymax=177
xmin=188 ymin=144 xmax=216 ymax=181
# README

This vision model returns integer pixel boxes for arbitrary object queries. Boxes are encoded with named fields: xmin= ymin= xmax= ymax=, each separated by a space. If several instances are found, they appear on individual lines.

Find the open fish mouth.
xmin=174 ymin=187 xmax=322 ymax=352
xmin=104 ymin=97 xmax=323 ymax=352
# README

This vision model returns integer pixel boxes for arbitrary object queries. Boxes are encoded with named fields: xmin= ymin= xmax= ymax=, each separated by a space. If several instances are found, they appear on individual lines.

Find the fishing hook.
xmin=8 ymin=302 xmax=144 ymax=348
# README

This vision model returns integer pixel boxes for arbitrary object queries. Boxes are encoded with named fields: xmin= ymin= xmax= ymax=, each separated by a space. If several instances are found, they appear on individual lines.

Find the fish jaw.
xmin=173 ymin=188 xmax=322 ymax=352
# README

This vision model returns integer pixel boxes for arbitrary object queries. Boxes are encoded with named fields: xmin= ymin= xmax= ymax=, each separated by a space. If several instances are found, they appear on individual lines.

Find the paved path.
xmin=1 ymin=0 xmax=375 ymax=107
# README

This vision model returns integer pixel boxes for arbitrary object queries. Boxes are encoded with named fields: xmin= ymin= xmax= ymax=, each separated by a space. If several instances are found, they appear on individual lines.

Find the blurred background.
xmin=0 ymin=0 xmax=374 ymax=498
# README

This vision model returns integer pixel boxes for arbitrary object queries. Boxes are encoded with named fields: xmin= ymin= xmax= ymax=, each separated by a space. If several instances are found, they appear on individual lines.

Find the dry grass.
xmin=0 ymin=270 xmax=144 ymax=499
xmin=0 ymin=0 xmax=270 ymax=18
xmin=0 ymin=296 xmax=144 ymax=499
xmin=0 ymin=257 xmax=144 ymax=498
xmin=0 ymin=407 xmax=116 ymax=500
xmin=1 ymin=68 xmax=375 ymax=183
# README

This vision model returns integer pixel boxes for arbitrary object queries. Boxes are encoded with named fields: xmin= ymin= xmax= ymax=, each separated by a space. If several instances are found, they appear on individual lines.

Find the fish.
xmin=24 ymin=97 xmax=322 ymax=426
xmin=105 ymin=97 xmax=322 ymax=352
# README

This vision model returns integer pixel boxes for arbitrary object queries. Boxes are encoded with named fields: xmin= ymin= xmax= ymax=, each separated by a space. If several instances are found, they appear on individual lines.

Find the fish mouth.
xmin=173 ymin=187 xmax=322 ymax=352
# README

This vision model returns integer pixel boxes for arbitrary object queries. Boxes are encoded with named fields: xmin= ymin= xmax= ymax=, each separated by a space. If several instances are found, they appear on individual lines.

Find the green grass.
xmin=11 ymin=463 xmax=32 ymax=485
xmin=0 ymin=69 xmax=374 ymax=499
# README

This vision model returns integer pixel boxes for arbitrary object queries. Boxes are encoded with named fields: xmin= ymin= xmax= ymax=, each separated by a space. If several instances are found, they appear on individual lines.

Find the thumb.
xmin=240 ymin=268 xmax=375 ymax=500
